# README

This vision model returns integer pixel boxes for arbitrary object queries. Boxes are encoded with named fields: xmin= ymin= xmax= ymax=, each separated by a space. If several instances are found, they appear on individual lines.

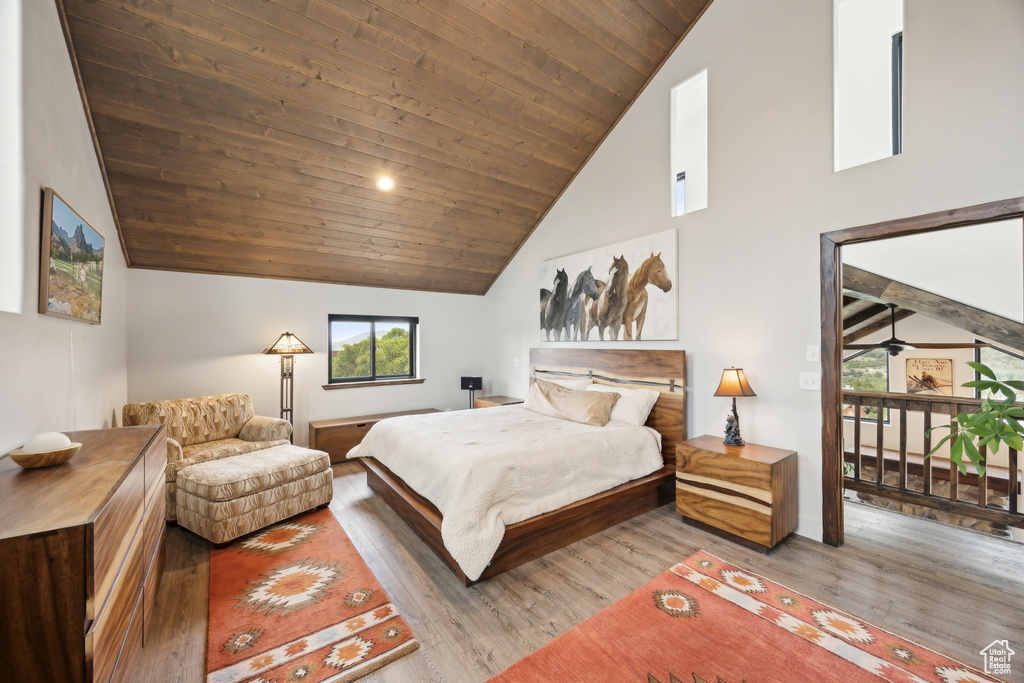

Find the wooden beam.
xmin=843 ymin=309 xmax=914 ymax=345
xmin=842 ymin=303 xmax=888 ymax=332
xmin=844 ymin=265 xmax=1023 ymax=351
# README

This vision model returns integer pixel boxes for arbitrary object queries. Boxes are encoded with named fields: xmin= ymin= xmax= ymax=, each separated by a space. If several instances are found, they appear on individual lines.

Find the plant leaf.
xmin=968 ymin=361 xmax=997 ymax=379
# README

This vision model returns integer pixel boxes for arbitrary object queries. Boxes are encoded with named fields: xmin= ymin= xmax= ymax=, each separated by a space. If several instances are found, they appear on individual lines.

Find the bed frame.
xmin=360 ymin=348 xmax=687 ymax=586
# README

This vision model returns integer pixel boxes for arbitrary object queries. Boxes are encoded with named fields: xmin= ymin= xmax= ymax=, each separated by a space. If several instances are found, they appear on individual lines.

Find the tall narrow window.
xmin=891 ymin=31 xmax=903 ymax=155
xmin=842 ymin=348 xmax=890 ymax=423
xmin=670 ymin=70 xmax=707 ymax=217
xmin=0 ymin=0 xmax=23 ymax=314
xmin=834 ymin=0 xmax=903 ymax=171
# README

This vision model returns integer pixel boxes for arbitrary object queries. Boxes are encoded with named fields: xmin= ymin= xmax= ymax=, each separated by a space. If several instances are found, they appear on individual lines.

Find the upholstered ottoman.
xmin=175 ymin=444 xmax=334 ymax=544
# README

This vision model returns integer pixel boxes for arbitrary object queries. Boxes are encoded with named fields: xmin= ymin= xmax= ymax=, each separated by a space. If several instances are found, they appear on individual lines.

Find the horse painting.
xmin=594 ymin=255 xmax=630 ymax=341
xmin=540 ymin=269 xmax=569 ymax=341
xmin=580 ymin=279 xmax=605 ymax=342
xmin=623 ymin=252 xmax=673 ymax=340
xmin=564 ymin=267 xmax=600 ymax=341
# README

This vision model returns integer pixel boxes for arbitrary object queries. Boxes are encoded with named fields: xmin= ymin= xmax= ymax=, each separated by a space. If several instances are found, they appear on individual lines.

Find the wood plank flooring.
xmin=138 ymin=462 xmax=1024 ymax=682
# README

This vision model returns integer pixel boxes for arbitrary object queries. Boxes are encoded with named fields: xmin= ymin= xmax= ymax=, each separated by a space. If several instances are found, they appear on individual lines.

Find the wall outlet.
xmin=512 ymin=358 xmax=520 ymax=368
xmin=799 ymin=372 xmax=821 ymax=391
xmin=806 ymin=345 xmax=820 ymax=363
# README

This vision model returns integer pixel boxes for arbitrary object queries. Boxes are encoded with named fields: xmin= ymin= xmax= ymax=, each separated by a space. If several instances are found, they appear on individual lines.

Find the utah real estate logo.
xmin=980 ymin=640 xmax=1014 ymax=676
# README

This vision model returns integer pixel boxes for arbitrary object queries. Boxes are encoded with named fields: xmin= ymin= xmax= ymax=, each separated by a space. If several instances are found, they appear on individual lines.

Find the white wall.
xmin=0 ymin=0 xmax=128 ymax=453
xmin=481 ymin=0 xmax=1024 ymax=541
xmin=843 ymin=218 xmax=1024 ymax=322
xmin=126 ymin=270 xmax=490 ymax=446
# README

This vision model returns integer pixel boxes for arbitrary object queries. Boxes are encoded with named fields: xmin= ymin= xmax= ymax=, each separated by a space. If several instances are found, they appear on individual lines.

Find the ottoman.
xmin=175 ymin=443 xmax=334 ymax=544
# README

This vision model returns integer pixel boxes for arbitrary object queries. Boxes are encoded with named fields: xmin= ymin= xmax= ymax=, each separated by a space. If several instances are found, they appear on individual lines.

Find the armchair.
xmin=123 ymin=393 xmax=292 ymax=521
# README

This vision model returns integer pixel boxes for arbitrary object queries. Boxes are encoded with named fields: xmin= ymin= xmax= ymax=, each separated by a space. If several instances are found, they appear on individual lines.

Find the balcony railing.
xmin=842 ymin=390 xmax=1022 ymax=529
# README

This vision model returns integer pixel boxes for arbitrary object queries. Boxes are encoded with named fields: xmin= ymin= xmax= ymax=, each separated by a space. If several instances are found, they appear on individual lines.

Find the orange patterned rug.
xmin=489 ymin=551 xmax=1001 ymax=683
xmin=206 ymin=508 xmax=417 ymax=683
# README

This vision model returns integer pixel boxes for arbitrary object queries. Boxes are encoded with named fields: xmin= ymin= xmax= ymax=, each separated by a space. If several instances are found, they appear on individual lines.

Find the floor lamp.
xmin=263 ymin=332 xmax=313 ymax=443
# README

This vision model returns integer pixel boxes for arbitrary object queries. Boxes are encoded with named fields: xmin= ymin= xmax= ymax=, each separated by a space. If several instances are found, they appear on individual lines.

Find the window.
xmin=833 ymin=0 xmax=903 ymax=171
xmin=975 ymin=343 xmax=1024 ymax=402
xmin=327 ymin=315 xmax=417 ymax=384
xmin=670 ymin=70 xmax=707 ymax=216
xmin=842 ymin=348 xmax=890 ymax=422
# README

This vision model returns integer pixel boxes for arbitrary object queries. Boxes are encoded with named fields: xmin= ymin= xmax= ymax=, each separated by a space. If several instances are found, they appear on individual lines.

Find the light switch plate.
xmin=513 ymin=358 xmax=520 ymax=368
xmin=806 ymin=345 xmax=820 ymax=363
xmin=799 ymin=372 xmax=821 ymax=391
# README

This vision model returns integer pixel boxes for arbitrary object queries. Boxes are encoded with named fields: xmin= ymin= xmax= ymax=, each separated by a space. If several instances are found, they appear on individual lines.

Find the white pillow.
xmin=586 ymin=384 xmax=660 ymax=426
xmin=534 ymin=375 xmax=592 ymax=391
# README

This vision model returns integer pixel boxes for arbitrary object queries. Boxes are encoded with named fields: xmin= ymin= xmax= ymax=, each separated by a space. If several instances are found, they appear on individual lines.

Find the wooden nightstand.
xmin=473 ymin=395 xmax=524 ymax=409
xmin=309 ymin=408 xmax=440 ymax=463
xmin=675 ymin=435 xmax=798 ymax=552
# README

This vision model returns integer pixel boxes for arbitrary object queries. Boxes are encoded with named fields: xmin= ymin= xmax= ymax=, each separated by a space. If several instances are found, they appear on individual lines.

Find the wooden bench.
xmin=309 ymin=408 xmax=440 ymax=463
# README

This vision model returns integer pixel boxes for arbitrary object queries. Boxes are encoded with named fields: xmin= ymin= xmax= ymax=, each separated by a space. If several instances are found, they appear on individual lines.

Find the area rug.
xmin=488 ymin=550 xmax=1000 ymax=683
xmin=206 ymin=508 xmax=418 ymax=683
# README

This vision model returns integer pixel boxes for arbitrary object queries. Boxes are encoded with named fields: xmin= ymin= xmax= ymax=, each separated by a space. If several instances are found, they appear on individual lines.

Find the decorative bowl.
xmin=7 ymin=443 xmax=82 ymax=468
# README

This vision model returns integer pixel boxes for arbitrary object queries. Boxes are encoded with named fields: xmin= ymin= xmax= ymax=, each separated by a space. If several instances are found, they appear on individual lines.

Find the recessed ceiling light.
xmin=375 ymin=176 xmax=396 ymax=191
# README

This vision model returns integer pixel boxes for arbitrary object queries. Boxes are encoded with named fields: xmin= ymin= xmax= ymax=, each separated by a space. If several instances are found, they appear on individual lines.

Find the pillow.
xmin=586 ymin=384 xmax=660 ymax=426
xmin=535 ymin=375 xmax=592 ymax=391
xmin=523 ymin=380 xmax=619 ymax=427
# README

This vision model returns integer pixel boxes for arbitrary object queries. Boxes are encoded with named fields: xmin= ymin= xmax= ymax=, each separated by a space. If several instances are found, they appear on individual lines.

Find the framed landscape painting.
xmin=38 ymin=188 xmax=104 ymax=324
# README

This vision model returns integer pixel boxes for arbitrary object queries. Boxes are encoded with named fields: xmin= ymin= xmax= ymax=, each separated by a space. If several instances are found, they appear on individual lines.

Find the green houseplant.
xmin=926 ymin=361 xmax=1024 ymax=476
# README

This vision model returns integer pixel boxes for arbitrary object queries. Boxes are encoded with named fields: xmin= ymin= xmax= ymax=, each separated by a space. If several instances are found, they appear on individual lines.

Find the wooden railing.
xmin=842 ymin=390 xmax=1022 ymax=528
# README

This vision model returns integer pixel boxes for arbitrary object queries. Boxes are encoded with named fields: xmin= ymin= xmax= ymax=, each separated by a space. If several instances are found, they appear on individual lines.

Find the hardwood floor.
xmin=139 ymin=462 xmax=1024 ymax=682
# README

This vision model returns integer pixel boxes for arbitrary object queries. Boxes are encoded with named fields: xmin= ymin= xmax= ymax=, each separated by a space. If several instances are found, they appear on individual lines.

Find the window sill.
xmin=322 ymin=378 xmax=425 ymax=390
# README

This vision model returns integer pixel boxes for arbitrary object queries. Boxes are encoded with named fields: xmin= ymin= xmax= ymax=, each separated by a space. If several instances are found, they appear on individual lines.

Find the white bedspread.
xmin=347 ymin=405 xmax=663 ymax=581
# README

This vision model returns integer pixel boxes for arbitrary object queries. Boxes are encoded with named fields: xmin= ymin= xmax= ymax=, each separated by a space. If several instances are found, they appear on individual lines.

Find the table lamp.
xmin=461 ymin=376 xmax=483 ymax=409
xmin=263 ymin=332 xmax=313 ymax=441
xmin=714 ymin=367 xmax=756 ymax=446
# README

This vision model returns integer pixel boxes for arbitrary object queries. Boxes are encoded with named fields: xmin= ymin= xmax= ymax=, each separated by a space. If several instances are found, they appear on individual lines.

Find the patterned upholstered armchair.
xmin=122 ymin=393 xmax=292 ymax=521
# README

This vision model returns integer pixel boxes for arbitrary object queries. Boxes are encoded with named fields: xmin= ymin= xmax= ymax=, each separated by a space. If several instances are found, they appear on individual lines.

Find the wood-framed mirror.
xmin=820 ymin=196 xmax=1024 ymax=546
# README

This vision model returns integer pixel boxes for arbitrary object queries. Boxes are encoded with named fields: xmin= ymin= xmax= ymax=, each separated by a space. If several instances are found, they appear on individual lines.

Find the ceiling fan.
xmin=844 ymin=303 xmax=990 ymax=357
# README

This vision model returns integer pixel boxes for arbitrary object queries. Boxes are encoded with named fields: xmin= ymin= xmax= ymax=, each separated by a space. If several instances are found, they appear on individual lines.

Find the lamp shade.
xmin=714 ymin=367 xmax=756 ymax=397
xmin=461 ymin=376 xmax=483 ymax=391
xmin=263 ymin=332 xmax=313 ymax=355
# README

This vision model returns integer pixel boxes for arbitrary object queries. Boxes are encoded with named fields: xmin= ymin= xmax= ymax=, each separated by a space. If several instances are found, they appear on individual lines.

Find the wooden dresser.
xmin=309 ymin=408 xmax=440 ymax=463
xmin=676 ymin=435 xmax=798 ymax=552
xmin=0 ymin=425 xmax=167 ymax=682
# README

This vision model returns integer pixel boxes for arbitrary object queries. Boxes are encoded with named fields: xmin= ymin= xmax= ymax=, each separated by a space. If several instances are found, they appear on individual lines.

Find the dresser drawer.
xmin=142 ymin=521 xmax=167 ymax=643
xmin=90 ymin=458 xmax=144 ymax=620
xmin=109 ymin=591 xmax=144 ymax=683
xmin=88 ymin=523 xmax=144 ymax=683
xmin=310 ymin=409 xmax=440 ymax=463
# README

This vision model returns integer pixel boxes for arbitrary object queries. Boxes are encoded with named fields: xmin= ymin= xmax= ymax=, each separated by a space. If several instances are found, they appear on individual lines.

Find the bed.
xmin=352 ymin=348 xmax=687 ymax=585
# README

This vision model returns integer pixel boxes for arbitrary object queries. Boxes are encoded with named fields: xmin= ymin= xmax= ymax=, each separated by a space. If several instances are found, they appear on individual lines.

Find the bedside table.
xmin=675 ymin=435 xmax=798 ymax=552
xmin=474 ymin=395 xmax=524 ymax=409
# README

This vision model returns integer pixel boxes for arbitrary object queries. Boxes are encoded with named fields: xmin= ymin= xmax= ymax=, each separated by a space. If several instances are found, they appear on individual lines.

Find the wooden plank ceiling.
xmin=59 ymin=0 xmax=712 ymax=294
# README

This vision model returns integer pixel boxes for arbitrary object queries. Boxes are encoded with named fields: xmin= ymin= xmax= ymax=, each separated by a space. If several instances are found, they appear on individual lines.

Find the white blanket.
xmin=348 ymin=405 xmax=663 ymax=581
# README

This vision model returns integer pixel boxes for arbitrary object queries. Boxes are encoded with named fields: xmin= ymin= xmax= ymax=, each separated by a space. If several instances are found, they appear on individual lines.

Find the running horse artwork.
xmin=564 ymin=267 xmax=600 ymax=341
xmin=623 ymin=252 xmax=673 ymax=340
xmin=539 ymin=228 xmax=678 ymax=342
xmin=540 ymin=268 xmax=569 ymax=341
xmin=594 ymin=255 xmax=630 ymax=341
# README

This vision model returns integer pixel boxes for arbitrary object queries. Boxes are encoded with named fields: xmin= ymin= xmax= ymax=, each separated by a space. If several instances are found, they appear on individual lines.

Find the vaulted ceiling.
xmin=58 ymin=0 xmax=712 ymax=294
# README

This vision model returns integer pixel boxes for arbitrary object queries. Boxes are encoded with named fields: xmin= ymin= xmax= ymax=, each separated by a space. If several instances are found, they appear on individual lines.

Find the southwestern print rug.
xmin=488 ymin=551 xmax=1001 ymax=683
xmin=206 ymin=508 xmax=417 ymax=683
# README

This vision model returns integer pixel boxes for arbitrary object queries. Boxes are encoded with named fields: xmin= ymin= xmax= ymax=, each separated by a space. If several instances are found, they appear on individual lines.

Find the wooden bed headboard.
xmin=529 ymin=348 xmax=687 ymax=466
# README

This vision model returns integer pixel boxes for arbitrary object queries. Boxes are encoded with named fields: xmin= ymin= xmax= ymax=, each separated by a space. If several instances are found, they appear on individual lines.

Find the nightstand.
xmin=473 ymin=395 xmax=524 ymax=409
xmin=675 ymin=435 xmax=798 ymax=552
